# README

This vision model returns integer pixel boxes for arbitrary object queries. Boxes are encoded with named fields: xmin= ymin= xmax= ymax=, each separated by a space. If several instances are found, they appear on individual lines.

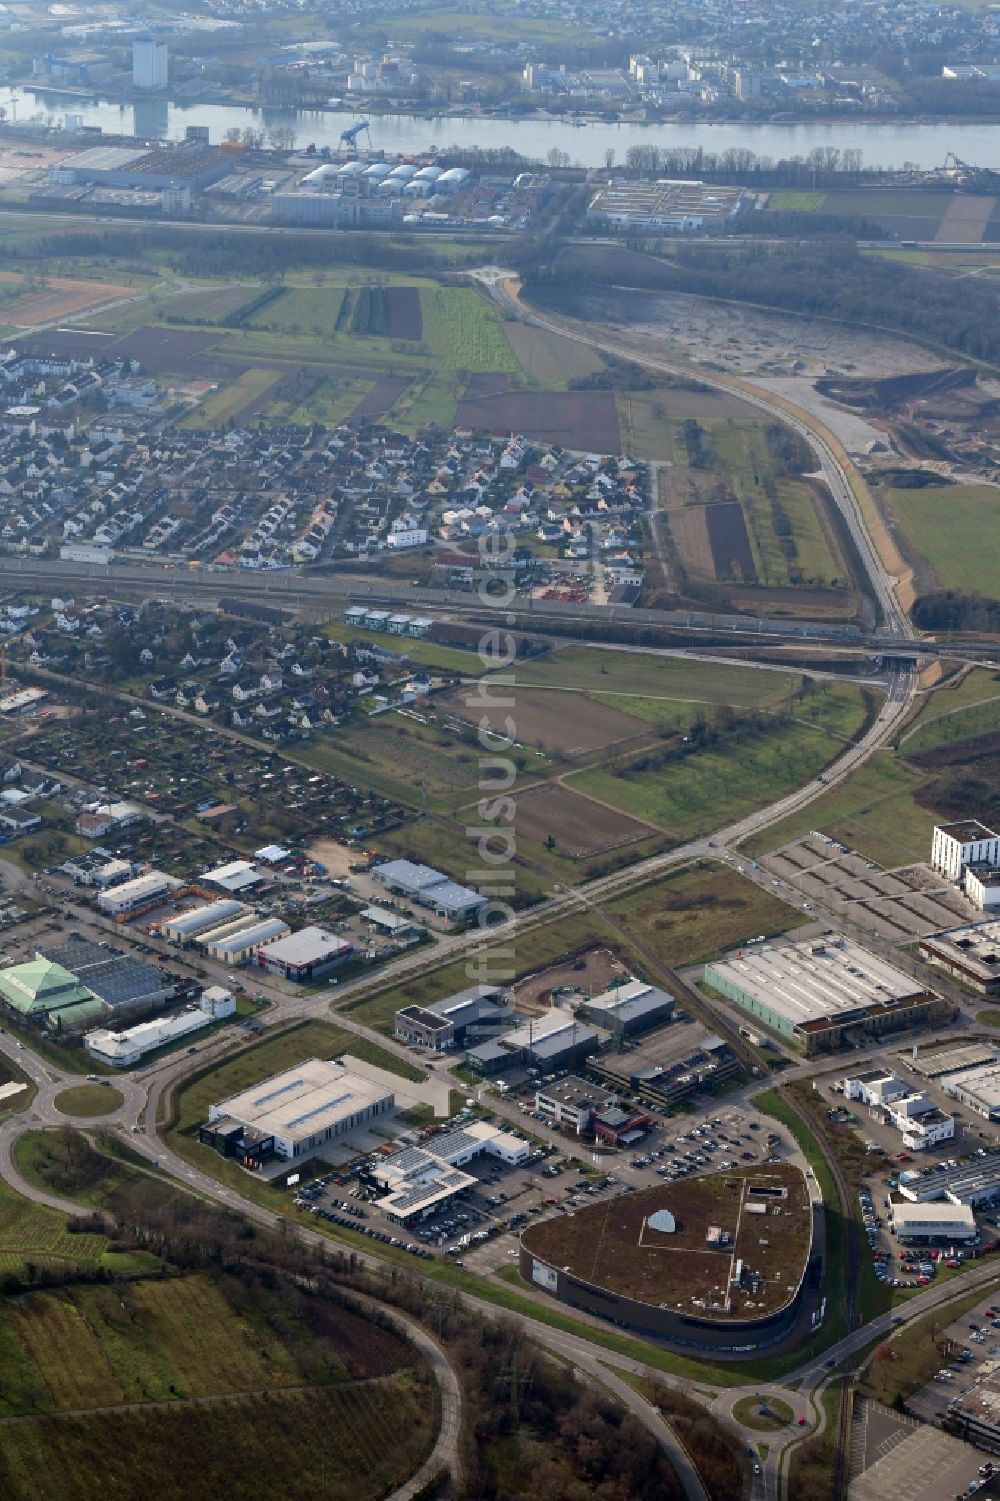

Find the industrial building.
xmin=704 ymin=936 xmax=946 ymax=1054
xmin=161 ymin=899 xmax=250 ymax=944
xmin=534 ymin=1076 xmax=617 ymax=1134
xmin=889 ymin=1201 xmax=978 ymax=1244
xmin=895 ymin=1151 xmax=1000 ymax=1207
xmin=97 ymin=870 xmax=184 ymax=915
xmin=921 ymin=920 xmax=1000 ymax=993
xmin=366 ymin=1120 xmax=529 ymax=1224
xmin=204 ymin=917 xmax=290 ymax=964
xmin=372 ymin=858 xmax=485 ymax=923
xmin=51 ymin=142 xmax=229 ymax=192
xmin=0 ymin=935 xmax=180 ymax=1030
xmin=465 ymin=1009 xmax=599 ymax=1074
xmin=201 ymin=860 xmax=264 ymax=894
xmin=948 ymin=1373 xmax=1000 ymax=1452
xmin=68 ymin=956 xmax=174 ymax=1013
xmin=941 ymin=1061 xmax=1000 ymax=1121
xmin=35 ymin=940 xmax=174 ymax=1015
xmin=586 ymin=179 xmax=746 ymax=230
xmin=908 ymin=1041 xmax=998 ymax=1078
xmin=85 ymin=987 xmax=234 ymax=1067
xmin=394 ymin=984 xmax=507 ymax=1050
xmin=271 ymin=192 xmax=402 ymax=226
xmin=520 ymin=1163 xmax=816 ymax=1351
xmin=254 ymin=925 xmax=353 ymax=980
xmin=931 ymin=820 xmax=1000 ymax=883
xmin=582 ymin=978 xmax=675 ymax=1036
xmin=203 ymin=1056 xmax=395 ymax=1163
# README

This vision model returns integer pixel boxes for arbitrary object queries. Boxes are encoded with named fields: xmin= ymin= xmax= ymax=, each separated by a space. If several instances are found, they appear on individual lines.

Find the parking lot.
xmin=763 ymin=836 xmax=981 ymax=940
xmin=903 ymin=1290 xmax=1000 ymax=1431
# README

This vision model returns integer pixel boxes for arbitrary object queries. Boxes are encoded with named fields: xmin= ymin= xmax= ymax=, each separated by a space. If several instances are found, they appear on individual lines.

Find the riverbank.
xmin=5 ymin=86 xmax=1000 ymax=170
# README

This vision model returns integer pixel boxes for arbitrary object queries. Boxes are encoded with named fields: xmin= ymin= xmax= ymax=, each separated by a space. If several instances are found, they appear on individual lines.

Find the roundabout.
xmin=53 ymin=1084 xmax=125 ymax=1118
xmin=731 ymin=1394 xmax=795 ymax=1432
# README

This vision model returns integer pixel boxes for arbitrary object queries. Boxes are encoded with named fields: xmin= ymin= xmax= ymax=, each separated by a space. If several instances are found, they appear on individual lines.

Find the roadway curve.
xmin=473 ymin=266 xmax=910 ymax=639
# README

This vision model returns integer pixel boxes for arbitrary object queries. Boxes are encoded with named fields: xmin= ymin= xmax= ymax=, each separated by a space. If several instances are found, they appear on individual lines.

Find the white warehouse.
xmin=84 ymin=987 xmax=234 ymax=1067
xmin=97 ymin=870 xmax=184 ymax=915
xmin=889 ymin=1201 xmax=977 ymax=1243
xmin=204 ymin=916 xmax=290 ymax=963
xmin=161 ymin=899 xmax=249 ymax=943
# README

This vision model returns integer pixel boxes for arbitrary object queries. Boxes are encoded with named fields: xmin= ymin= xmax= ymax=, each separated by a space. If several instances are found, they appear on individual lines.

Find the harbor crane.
xmin=340 ymin=120 xmax=371 ymax=150
xmin=940 ymin=151 xmax=1000 ymax=187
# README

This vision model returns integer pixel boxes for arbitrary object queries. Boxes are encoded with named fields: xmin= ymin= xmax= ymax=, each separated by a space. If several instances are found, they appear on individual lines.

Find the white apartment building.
xmin=932 ymin=821 xmax=1000 ymax=882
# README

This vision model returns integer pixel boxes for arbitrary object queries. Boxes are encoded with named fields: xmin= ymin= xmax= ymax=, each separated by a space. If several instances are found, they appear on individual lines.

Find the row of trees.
xmin=223 ymin=124 xmax=297 ymax=152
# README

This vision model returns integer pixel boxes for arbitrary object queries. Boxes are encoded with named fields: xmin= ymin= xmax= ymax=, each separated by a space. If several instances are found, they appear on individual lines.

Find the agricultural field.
xmin=245 ymin=284 xmax=347 ymax=337
xmin=0 ymin=1175 xmax=107 ymax=1279
xmin=0 ymin=1270 xmax=436 ymax=1501
xmin=0 ymin=1382 xmax=434 ymax=1501
xmin=0 ymin=269 xmax=142 ymax=326
xmin=440 ymin=682 xmax=648 ymax=757
xmin=606 ymin=862 xmax=805 ymax=967
xmin=503 ymin=322 xmax=605 ymax=385
xmin=655 ymin=417 xmax=848 ymax=596
xmin=513 ymin=782 xmax=656 ymax=858
xmin=879 ymin=482 xmax=1000 ymax=598
xmin=618 ymin=389 xmax=755 ymax=460
xmin=820 ymin=188 xmax=956 ymax=240
xmin=420 ymin=286 xmax=520 ymax=373
xmin=161 ymin=284 xmax=262 ymax=323
xmin=454 ymin=387 xmax=622 ymax=449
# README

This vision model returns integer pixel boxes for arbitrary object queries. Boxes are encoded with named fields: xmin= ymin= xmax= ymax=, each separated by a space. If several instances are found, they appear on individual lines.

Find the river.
xmin=4 ymin=85 xmax=999 ymax=171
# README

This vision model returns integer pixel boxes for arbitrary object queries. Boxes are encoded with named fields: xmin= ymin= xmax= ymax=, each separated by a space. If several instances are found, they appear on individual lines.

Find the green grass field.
xmin=516 ymin=646 xmax=799 ymax=708
xmin=606 ymin=863 xmax=805 ymax=965
xmin=568 ymin=684 xmax=869 ymax=841
xmin=53 ymin=1085 xmax=124 ymax=1118
xmin=323 ymin=621 xmax=491 ymax=676
xmin=882 ymin=483 xmax=1000 ymax=598
xmin=181 ymin=368 xmax=278 ymax=429
xmin=767 ymin=191 xmax=829 ymax=212
xmin=901 ymin=676 xmax=1000 ymax=756
xmin=246 ymin=284 xmax=347 ymax=337
xmin=741 ymin=748 xmax=939 ymax=866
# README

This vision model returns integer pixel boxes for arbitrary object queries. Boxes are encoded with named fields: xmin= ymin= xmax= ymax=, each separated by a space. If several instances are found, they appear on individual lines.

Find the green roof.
xmin=0 ymin=959 xmax=94 ymax=1016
